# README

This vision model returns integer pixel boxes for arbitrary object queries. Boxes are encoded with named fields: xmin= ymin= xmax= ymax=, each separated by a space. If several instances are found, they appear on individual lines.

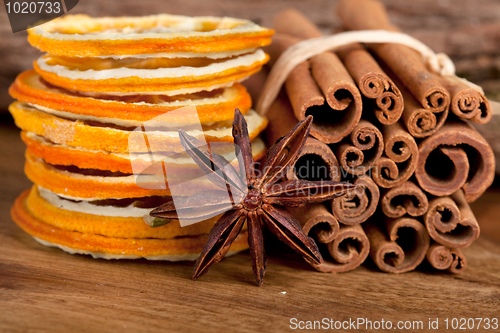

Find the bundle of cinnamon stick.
xmin=259 ymin=0 xmax=494 ymax=274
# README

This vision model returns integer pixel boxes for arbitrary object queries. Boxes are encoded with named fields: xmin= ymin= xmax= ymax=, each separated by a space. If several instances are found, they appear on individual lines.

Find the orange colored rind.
xmin=22 ymin=131 xmax=266 ymax=174
xmin=9 ymin=70 xmax=252 ymax=123
xmin=12 ymin=189 xmax=249 ymax=260
xmin=27 ymin=186 xmax=219 ymax=239
xmin=33 ymin=54 xmax=269 ymax=95
xmin=10 ymin=102 xmax=268 ymax=153
xmin=27 ymin=14 xmax=274 ymax=57
xmin=24 ymin=150 xmax=227 ymax=199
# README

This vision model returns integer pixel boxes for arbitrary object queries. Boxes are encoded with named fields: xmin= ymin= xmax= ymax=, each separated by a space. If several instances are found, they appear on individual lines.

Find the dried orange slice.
xmin=9 ymin=70 xmax=251 ymax=124
xmin=23 ymin=131 xmax=266 ymax=174
xmin=24 ymin=150 xmax=231 ymax=199
xmin=27 ymin=14 xmax=274 ymax=57
xmin=12 ymin=189 xmax=249 ymax=260
xmin=28 ymin=186 xmax=219 ymax=238
xmin=34 ymin=50 xmax=270 ymax=95
xmin=10 ymin=102 xmax=268 ymax=153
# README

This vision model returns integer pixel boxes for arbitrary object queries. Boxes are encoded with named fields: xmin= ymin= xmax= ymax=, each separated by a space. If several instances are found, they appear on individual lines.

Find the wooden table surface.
xmin=0 ymin=117 xmax=499 ymax=333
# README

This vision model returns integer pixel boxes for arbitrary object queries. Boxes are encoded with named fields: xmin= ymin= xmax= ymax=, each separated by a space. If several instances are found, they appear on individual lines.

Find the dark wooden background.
xmin=1 ymin=0 xmax=500 ymax=111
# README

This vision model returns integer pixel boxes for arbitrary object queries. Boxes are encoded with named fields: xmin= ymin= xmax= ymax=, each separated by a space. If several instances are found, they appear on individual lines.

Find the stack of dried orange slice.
xmin=9 ymin=14 xmax=273 ymax=260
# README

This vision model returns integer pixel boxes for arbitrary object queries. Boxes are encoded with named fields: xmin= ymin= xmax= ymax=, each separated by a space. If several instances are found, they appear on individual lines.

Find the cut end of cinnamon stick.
xmin=416 ymin=120 xmax=495 ymax=202
xmin=364 ymin=216 xmax=430 ymax=273
xmin=331 ymin=175 xmax=379 ymax=225
xmin=424 ymin=190 xmax=480 ymax=248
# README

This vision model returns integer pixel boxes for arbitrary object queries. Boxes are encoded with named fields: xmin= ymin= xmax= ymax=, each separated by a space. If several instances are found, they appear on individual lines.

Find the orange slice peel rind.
xmin=12 ymin=189 xmax=249 ymax=260
xmin=9 ymin=70 xmax=252 ymax=123
xmin=28 ymin=14 xmax=274 ymax=57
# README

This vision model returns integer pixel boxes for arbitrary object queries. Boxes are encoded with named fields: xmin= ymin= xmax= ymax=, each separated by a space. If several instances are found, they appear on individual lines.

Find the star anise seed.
xmin=150 ymin=108 xmax=355 ymax=286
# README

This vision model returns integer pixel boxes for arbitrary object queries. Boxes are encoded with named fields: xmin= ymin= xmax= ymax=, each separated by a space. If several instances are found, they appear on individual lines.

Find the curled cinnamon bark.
xmin=313 ymin=224 xmax=370 ymax=273
xmin=415 ymin=120 xmax=495 ymax=202
xmin=331 ymin=175 xmax=379 ymax=225
xmin=372 ymin=122 xmax=418 ymax=188
xmin=271 ymin=13 xmax=363 ymax=143
xmin=424 ymin=190 xmax=480 ymax=248
xmin=439 ymin=77 xmax=492 ymax=125
xmin=381 ymin=180 xmax=429 ymax=218
xmin=364 ymin=216 xmax=430 ymax=273
xmin=426 ymin=243 xmax=467 ymax=274
xmin=299 ymin=52 xmax=363 ymax=144
xmin=335 ymin=120 xmax=384 ymax=176
xmin=337 ymin=44 xmax=404 ymax=125
xmin=337 ymin=0 xmax=451 ymax=113
xmin=288 ymin=137 xmax=341 ymax=182
xmin=266 ymin=92 xmax=341 ymax=182
xmin=288 ymin=204 xmax=340 ymax=244
xmin=399 ymin=81 xmax=448 ymax=138
xmin=275 ymin=8 xmax=403 ymax=126
xmin=291 ymin=203 xmax=370 ymax=273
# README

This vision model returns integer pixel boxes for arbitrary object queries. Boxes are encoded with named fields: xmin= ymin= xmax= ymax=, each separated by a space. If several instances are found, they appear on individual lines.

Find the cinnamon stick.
xmin=274 ymin=9 xmax=323 ymax=41
xmin=364 ymin=216 xmax=430 ymax=273
xmin=265 ymin=91 xmax=341 ymax=182
xmin=415 ymin=119 xmax=495 ymax=202
xmin=337 ymin=0 xmax=451 ymax=113
xmin=426 ymin=243 xmax=467 ymax=274
xmin=331 ymin=175 xmax=379 ymax=225
xmin=289 ymin=204 xmax=340 ymax=245
xmin=291 ymin=203 xmax=369 ymax=273
xmin=398 ymin=76 xmax=448 ymax=138
xmin=371 ymin=121 xmax=418 ymax=188
xmin=334 ymin=120 xmax=384 ymax=176
xmin=314 ymin=224 xmax=370 ymax=273
xmin=270 ymin=17 xmax=363 ymax=143
xmin=337 ymin=44 xmax=404 ymax=125
xmin=275 ymin=8 xmax=404 ymax=125
xmin=380 ymin=180 xmax=429 ymax=218
xmin=439 ymin=77 xmax=492 ymax=125
xmin=424 ymin=190 xmax=480 ymax=248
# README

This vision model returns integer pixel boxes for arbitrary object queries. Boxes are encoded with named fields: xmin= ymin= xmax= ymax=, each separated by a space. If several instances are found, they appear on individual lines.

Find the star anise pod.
xmin=150 ymin=109 xmax=355 ymax=286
